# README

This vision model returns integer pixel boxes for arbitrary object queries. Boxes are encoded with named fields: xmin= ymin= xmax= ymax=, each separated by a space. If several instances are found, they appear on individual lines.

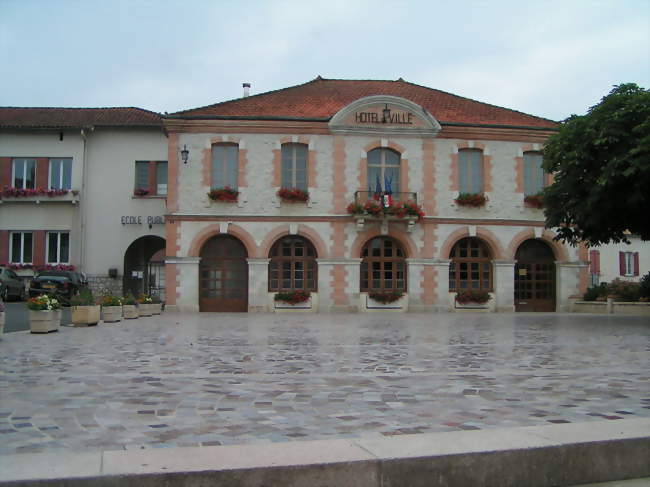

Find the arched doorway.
xmin=199 ymin=235 xmax=248 ymax=312
xmin=360 ymin=237 xmax=407 ymax=292
xmin=515 ymin=239 xmax=556 ymax=312
xmin=123 ymin=236 xmax=166 ymax=299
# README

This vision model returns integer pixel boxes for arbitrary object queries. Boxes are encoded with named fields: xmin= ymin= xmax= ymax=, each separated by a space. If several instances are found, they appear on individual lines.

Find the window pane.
xmin=13 ymin=159 xmax=24 ymax=188
xmin=226 ymin=146 xmax=238 ymax=188
xmin=50 ymin=159 xmax=61 ymax=189
xmin=135 ymin=162 xmax=149 ymax=190
xmin=11 ymin=233 xmax=21 ymax=262
xmin=60 ymin=233 xmax=69 ymax=263
xmin=62 ymin=159 xmax=72 ymax=189
xmin=524 ymin=152 xmax=544 ymax=196
xmin=156 ymin=162 xmax=168 ymax=195
xmin=48 ymin=233 xmax=58 ymax=263
xmin=25 ymin=160 xmax=36 ymax=189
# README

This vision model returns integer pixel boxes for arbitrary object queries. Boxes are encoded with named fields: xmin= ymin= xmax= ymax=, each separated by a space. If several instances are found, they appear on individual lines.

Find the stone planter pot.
xmin=102 ymin=305 xmax=122 ymax=323
xmin=123 ymin=305 xmax=138 ymax=319
xmin=138 ymin=303 xmax=153 ymax=317
xmin=0 ymin=311 xmax=4 ymax=336
xmin=151 ymin=303 xmax=162 ymax=315
xmin=29 ymin=309 xmax=61 ymax=333
xmin=71 ymin=305 xmax=101 ymax=327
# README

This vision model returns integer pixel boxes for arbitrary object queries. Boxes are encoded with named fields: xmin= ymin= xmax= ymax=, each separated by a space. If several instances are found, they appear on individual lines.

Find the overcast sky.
xmin=1 ymin=0 xmax=648 ymax=121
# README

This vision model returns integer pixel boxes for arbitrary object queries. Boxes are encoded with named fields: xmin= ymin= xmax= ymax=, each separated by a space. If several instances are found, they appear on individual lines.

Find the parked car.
xmin=0 ymin=266 xmax=26 ymax=301
xmin=29 ymin=270 xmax=87 ymax=305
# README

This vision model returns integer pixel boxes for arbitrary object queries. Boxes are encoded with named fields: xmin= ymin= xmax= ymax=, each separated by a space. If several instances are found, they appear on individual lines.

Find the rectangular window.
xmin=49 ymin=158 xmax=72 ymax=190
xmin=134 ymin=161 xmax=167 ymax=196
xmin=281 ymin=143 xmax=308 ymax=191
xmin=524 ymin=152 xmax=545 ymax=196
xmin=624 ymin=252 xmax=634 ymax=276
xmin=12 ymin=158 xmax=36 ymax=189
xmin=458 ymin=149 xmax=483 ymax=194
xmin=211 ymin=145 xmax=238 ymax=189
xmin=47 ymin=232 xmax=70 ymax=264
xmin=10 ymin=232 xmax=33 ymax=263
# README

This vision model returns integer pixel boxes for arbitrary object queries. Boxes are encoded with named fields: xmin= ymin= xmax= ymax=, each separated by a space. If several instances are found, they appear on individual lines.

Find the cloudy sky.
xmin=1 ymin=0 xmax=648 ymax=121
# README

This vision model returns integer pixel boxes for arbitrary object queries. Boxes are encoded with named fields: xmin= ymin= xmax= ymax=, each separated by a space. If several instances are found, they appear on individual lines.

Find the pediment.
xmin=329 ymin=95 xmax=441 ymax=137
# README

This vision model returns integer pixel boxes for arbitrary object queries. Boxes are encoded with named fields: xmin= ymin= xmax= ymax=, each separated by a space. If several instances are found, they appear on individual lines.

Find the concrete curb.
xmin=1 ymin=419 xmax=649 ymax=486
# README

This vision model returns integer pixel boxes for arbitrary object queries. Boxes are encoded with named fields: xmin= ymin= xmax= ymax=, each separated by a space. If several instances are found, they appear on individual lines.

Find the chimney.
xmin=243 ymin=83 xmax=251 ymax=97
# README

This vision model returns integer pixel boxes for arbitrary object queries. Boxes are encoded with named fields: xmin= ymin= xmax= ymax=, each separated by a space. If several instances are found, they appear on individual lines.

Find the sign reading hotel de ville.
xmin=328 ymin=95 xmax=441 ymax=137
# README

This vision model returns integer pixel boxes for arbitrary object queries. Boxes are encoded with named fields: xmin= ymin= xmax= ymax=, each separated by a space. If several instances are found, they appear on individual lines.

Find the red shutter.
xmin=33 ymin=231 xmax=46 ymax=267
xmin=589 ymin=250 xmax=600 ymax=274
xmin=0 ymin=230 xmax=8 ymax=264
xmin=0 ymin=157 xmax=12 ymax=188
xmin=619 ymin=252 xmax=626 ymax=276
xmin=634 ymin=252 xmax=640 ymax=276
xmin=36 ymin=158 xmax=49 ymax=188
xmin=149 ymin=161 xmax=157 ymax=195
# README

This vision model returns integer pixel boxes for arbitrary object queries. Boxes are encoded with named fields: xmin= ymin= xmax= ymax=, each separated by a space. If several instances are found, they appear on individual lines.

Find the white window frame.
xmin=12 ymin=158 xmax=36 ymax=189
xmin=48 ymin=158 xmax=72 ymax=190
xmin=624 ymin=252 xmax=635 ymax=276
xmin=9 ymin=231 xmax=33 ymax=264
xmin=46 ymin=231 xmax=70 ymax=264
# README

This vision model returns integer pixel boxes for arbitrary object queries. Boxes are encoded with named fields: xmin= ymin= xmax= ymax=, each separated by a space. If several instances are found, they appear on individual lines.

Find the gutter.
xmin=79 ymin=125 xmax=94 ymax=274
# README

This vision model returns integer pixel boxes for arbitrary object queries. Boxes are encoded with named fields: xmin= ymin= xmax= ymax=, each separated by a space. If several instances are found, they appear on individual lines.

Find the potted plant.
xmin=137 ymin=293 xmax=153 ymax=316
xmin=363 ymin=200 xmax=383 ymax=216
xmin=207 ymin=186 xmax=239 ymax=202
xmin=368 ymin=291 xmax=404 ymax=304
xmin=455 ymin=290 xmax=491 ymax=307
xmin=122 ymin=293 xmax=138 ymax=319
xmin=274 ymin=290 xmax=311 ymax=307
xmin=70 ymin=288 xmax=100 ymax=327
xmin=101 ymin=295 xmax=123 ymax=323
xmin=150 ymin=294 xmax=163 ymax=315
xmin=27 ymin=294 xmax=62 ymax=333
xmin=277 ymin=188 xmax=309 ymax=202
xmin=392 ymin=201 xmax=425 ymax=219
xmin=455 ymin=193 xmax=487 ymax=207
xmin=133 ymin=188 xmax=149 ymax=197
xmin=0 ymin=300 xmax=4 ymax=336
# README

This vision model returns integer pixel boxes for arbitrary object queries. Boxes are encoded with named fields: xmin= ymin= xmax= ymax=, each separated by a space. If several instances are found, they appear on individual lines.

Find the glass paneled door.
xmin=514 ymin=239 xmax=556 ymax=312
xmin=199 ymin=236 xmax=248 ymax=312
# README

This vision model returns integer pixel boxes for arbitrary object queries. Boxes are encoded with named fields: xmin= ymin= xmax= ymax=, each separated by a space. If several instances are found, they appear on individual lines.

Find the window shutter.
xmin=589 ymin=250 xmax=600 ymax=274
xmin=619 ymin=251 xmax=625 ymax=276
xmin=634 ymin=252 xmax=640 ymax=276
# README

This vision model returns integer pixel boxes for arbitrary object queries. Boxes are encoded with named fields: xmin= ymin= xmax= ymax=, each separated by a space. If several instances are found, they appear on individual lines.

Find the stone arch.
xmin=188 ymin=223 xmax=257 ymax=258
xmin=350 ymin=227 xmax=418 ymax=258
xmin=507 ymin=228 xmax=569 ymax=261
xmin=363 ymin=140 xmax=406 ymax=154
xmin=259 ymin=224 xmax=329 ymax=259
xmin=439 ymin=227 xmax=504 ymax=260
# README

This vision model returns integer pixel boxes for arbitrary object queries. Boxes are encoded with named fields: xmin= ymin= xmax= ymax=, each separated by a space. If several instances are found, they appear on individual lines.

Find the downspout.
xmin=79 ymin=126 xmax=94 ymax=274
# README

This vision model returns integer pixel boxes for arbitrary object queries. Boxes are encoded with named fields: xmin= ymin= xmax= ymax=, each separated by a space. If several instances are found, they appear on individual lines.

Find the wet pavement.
xmin=0 ymin=312 xmax=648 ymax=455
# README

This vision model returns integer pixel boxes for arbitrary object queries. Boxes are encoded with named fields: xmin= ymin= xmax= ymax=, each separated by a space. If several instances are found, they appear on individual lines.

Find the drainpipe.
xmin=79 ymin=126 xmax=94 ymax=275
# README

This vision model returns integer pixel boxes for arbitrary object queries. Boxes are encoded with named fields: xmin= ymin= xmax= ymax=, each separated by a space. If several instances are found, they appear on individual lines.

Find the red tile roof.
xmin=0 ymin=107 xmax=162 ymax=129
xmin=171 ymin=77 xmax=557 ymax=129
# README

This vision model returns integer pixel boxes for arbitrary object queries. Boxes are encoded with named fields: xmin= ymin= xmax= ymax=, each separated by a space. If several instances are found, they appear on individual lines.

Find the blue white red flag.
xmin=373 ymin=173 xmax=382 ymax=201
xmin=384 ymin=174 xmax=394 ymax=207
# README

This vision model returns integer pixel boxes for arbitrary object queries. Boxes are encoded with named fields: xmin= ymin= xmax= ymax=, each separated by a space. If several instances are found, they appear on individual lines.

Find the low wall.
xmin=86 ymin=274 xmax=123 ymax=298
xmin=1 ymin=419 xmax=648 ymax=487
xmin=572 ymin=299 xmax=650 ymax=316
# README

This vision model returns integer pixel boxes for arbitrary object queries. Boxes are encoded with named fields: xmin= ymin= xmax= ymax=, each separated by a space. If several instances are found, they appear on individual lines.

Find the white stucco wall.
xmin=592 ymin=237 xmax=650 ymax=283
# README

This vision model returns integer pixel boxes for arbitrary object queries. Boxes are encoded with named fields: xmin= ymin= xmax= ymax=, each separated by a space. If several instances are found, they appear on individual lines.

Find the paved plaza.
xmin=0 ymin=312 xmax=648 ymax=456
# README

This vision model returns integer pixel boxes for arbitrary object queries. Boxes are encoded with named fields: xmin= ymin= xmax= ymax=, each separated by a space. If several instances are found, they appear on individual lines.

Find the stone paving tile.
xmin=0 ymin=312 xmax=649 ymax=454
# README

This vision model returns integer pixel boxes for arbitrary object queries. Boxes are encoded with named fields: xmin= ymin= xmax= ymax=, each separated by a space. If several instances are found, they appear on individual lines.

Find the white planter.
xmin=123 ymin=305 xmax=138 ymax=319
xmin=274 ymin=297 xmax=312 ymax=309
xmin=151 ymin=303 xmax=162 ymax=315
xmin=71 ymin=305 xmax=101 ymax=326
xmin=102 ymin=305 xmax=122 ymax=322
xmin=138 ymin=303 xmax=153 ymax=317
xmin=365 ymin=294 xmax=405 ymax=310
xmin=29 ymin=309 xmax=61 ymax=333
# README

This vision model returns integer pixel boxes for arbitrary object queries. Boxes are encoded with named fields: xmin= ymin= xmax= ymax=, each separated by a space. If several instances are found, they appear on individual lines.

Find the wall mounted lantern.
xmin=180 ymin=144 xmax=189 ymax=164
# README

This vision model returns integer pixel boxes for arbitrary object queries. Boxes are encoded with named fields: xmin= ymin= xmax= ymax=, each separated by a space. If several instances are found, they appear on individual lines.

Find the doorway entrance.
xmin=515 ymin=239 xmax=556 ymax=312
xmin=123 ymin=236 xmax=166 ymax=299
xmin=199 ymin=235 xmax=248 ymax=312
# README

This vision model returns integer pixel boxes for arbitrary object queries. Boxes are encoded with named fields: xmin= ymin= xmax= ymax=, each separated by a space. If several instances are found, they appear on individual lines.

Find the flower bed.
xmin=524 ymin=193 xmax=544 ymax=208
xmin=277 ymin=188 xmax=309 ymax=202
xmin=455 ymin=290 xmax=491 ymax=305
xmin=368 ymin=291 xmax=404 ymax=304
xmin=0 ymin=263 xmax=75 ymax=271
xmin=1 ymin=186 xmax=77 ymax=198
xmin=274 ymin=290 xmax=311 ymax=305
xmin=208 ymin=186 xmax=239 ymax=202
xmin=455 ymin=193 xmax=487 ymax=207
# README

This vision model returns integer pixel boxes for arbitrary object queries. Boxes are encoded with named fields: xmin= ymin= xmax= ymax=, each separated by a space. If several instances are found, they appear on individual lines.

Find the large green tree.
xmin=542 ymin=83 xmax=650 ymax=246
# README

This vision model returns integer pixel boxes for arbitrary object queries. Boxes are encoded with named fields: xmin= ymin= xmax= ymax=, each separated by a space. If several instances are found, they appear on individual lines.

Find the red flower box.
xmin=368 ymin=291 xmax=404 ymax=304
xmin=208 ymin=186 xmax=239 ymax=202
xmin=524 ymin=194 xmax=544 ymax=208
xmin=455 ymin=193 xmax=487 ymax=207
xmin=277 ymin=188 xmax=309 ymax=202
xmin=274 ymin=290 xmax=311 ymax=305
xmin=1 ymin=186 xmax=71 ymax=198
xmin=455 ymin=290 xmax=491 ymax=304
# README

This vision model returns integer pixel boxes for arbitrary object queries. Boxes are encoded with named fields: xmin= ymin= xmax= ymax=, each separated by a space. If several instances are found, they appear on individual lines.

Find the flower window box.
xmin=454 ymin=290 xmax=491 ymax=309
xmin=366 ymin=291 xmax=405 ymax=309
xmin=208 ymin=187 xmax=239 ymax=203
xmin=277 ymin=188 xmax=309 ymax=203
xmin=455 ymin=193 xmax=487 ymax=207
xmin=274 ymin=291 xmax=312 ymax=309
xmin=524 ymin=194 xmax=544 ymax=208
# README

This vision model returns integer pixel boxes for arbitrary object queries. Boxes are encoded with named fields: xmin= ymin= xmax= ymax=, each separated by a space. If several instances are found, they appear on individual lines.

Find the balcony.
xmin=349 ymin=191 xmax=422 ymax=234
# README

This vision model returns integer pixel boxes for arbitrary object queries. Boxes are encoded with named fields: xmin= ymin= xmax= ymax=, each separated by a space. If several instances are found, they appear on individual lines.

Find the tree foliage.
xmin=542 ymin=83 xmax=650 ymax=246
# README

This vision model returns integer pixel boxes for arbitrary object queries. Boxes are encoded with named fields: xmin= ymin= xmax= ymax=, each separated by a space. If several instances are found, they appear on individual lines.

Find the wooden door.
xmin=515 ymin=240 xmax=556 ymax=312
xmin=199 ymin=236 xmax=248 ymax=312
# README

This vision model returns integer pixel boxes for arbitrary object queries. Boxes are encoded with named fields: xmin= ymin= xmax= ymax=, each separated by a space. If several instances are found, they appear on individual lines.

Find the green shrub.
xmin=583 ymin=283 xmax=608 ymax=301
xmin=70 ymin=288 xmax=96 ymax=306
xmin=607 ymin=278 xmax=640 ymax=302
xmin=639 ymin=272 xmax=650 ymax=300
